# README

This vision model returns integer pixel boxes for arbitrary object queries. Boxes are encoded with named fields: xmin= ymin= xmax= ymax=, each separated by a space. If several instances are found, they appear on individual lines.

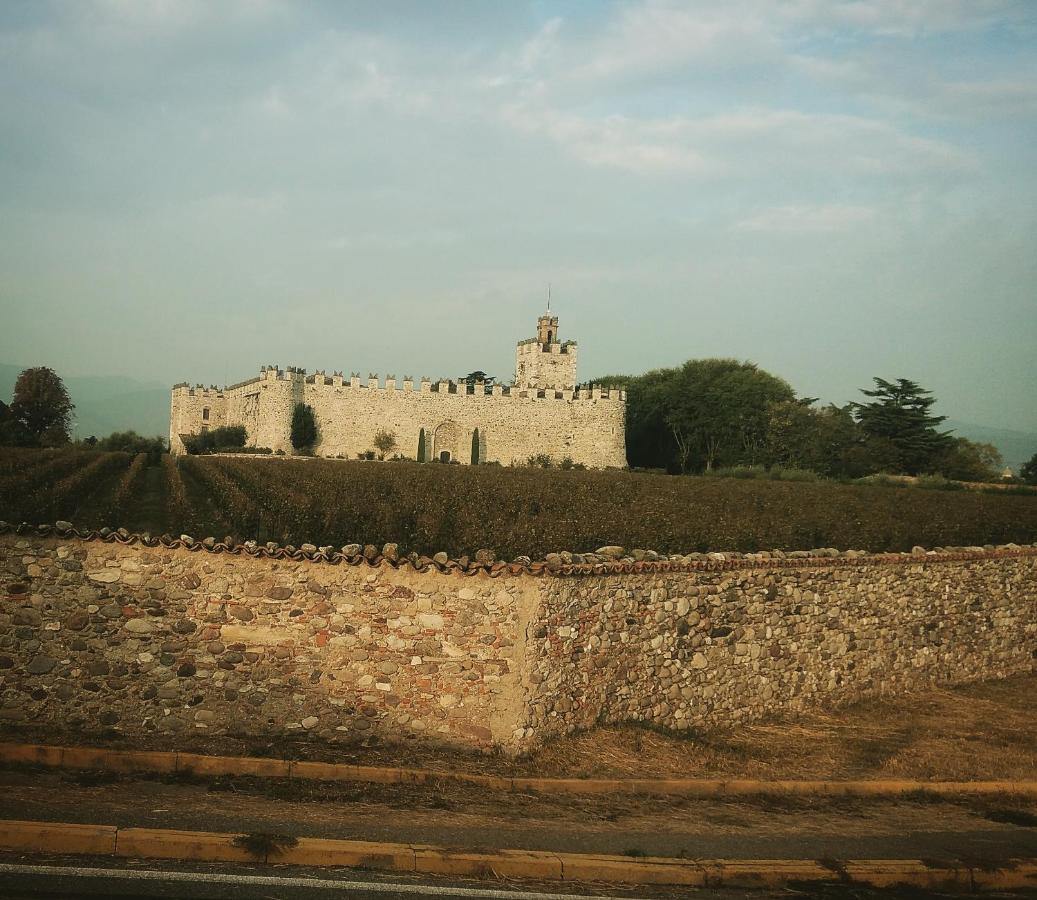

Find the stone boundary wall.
xmin=523 ymin=556 xmax=1037 ymax=743
xmin=1 ymin=524 xmax=1034 ymax=753
xmin=0 ymin=531 xmax=534 ymax=749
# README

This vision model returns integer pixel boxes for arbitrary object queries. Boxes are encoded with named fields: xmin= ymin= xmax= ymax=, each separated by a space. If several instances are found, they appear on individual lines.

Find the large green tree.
xmin=0 ymin=400 xmax=33 ymax=446
xmin=852 ymin=378 xmax=953 ymax=475
xmin=9 ymin=367 xmax=74 ymax=446
xmin=932 ymin=437 xmax=1003 ymax=483
xmin=612 ymin=360 xmax=796 ymax=472
xmin=661 ymin=360 xmax=795 ymax=472
xmin=1020 ymin=452 xmax=1037 ymax=485
xmin=763 ymin=400 xmax=863 ymax=477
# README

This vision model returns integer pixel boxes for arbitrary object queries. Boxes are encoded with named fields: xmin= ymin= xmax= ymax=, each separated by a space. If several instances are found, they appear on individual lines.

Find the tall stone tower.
xmin=515 ymin=312 xmax=578 ymax=390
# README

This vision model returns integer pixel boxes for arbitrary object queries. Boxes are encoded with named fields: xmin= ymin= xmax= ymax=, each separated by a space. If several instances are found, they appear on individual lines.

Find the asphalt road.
xmin=0 ymin=859 xmax=705 ymax=900
xmin=5 ymin=859 xmax=1037 ymax=900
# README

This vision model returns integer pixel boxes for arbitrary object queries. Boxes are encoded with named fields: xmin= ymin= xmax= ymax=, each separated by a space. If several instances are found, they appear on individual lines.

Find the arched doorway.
xmin=433 ymin=421 xmax=459 ymax=463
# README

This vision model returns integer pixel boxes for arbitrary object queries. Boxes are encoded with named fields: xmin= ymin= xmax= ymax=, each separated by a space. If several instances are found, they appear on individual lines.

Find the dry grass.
xmin=527 ymin=674 xmax=1037 ymax=781
xmin=5 ymin=674 xmax=1034 ymax=783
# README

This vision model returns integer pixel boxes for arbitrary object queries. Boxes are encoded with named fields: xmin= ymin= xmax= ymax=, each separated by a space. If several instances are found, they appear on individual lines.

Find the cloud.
xmin=735 ymin=204 xmax=877 ymax=233
xmin=776 ymin=0 xmax=1032 ymax=35
xmin=497 ymin=101 xmax=973 ymax=178
xmin=497 ymin=103 xmax=714 ymax=175
xmin=74 ymin=0 xmax=287 ymax=40
xmin=565 ymin=2 xmax=780 ymax=85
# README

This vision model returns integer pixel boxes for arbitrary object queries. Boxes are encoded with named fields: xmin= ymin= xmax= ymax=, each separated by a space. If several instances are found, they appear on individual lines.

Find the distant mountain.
xmin=943 ymin=419 xmax=1037 ymax=474
xmin=0 ymin=364 xmax=169 ymax=441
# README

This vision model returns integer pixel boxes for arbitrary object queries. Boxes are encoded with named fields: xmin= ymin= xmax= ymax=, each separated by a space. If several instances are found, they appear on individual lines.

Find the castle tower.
xmin=515 ymin=311 xmax=578 ymax=390
xmin=536 ymin=313 xmax=558 ymax=345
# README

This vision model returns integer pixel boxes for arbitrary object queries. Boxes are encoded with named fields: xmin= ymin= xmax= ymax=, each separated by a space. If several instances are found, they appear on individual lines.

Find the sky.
xmin=0 ymin=0 xmax=1035 ymax=431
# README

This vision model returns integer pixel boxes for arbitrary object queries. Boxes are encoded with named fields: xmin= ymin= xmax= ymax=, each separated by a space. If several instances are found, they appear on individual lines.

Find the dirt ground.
xmin=2 ymin=765 xmax=1036 ymax=864
xmin=3 ymin=674 xmax=1035 ymax=782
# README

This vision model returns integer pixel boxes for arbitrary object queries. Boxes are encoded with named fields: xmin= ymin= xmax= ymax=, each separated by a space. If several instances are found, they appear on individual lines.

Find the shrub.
xmin=705 ymin=466 xmax=764 ymax=479
xmin=767 ymin=466 xmax=821 ymax=483
xmin=853 ymin=473 xmax=908 ymax=488
xmin=914 ymin=473 xmax=965 ymax=491
xmin=96 ymin=430 xmax=166 ymax=459
xmin=183 ymin=426 xmax=246 ymax=455
xmin=373 ymin=429 xmax=397 ymax=460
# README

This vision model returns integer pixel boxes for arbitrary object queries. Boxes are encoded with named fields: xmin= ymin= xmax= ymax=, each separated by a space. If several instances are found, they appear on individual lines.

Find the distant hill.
xmin=943 ymin=419 xmax=1037 ymax=474
xmin=0 ymin=364 xmax=169 ymax=441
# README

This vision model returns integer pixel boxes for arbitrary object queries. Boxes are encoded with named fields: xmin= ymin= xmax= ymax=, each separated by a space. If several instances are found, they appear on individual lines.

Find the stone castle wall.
xmin=170 ymin=372 xmax=626 ymax=468
xmin=515 ymin=340 xmax=577 ymax=390
xmin=1 ymin=533 xmax=1034 ymax=752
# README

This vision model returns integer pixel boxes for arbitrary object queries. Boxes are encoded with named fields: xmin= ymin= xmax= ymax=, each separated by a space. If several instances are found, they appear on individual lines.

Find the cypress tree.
xmin=471 ymin=428 xmax=480 ymax=464
xmin=290 ymin=403 xmax=317 ymax=451
xmin=417 ymin=427 xmax=426 ymax=462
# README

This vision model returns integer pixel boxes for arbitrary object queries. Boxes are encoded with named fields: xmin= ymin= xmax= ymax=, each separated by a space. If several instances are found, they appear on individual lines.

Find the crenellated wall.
xmin=171 ymin=370 xmax=626 ymax=467
xmin=1 ymin=532 xmax=1033 ymax=753
xmin=170 ymin=314 xmax=626 ymax=467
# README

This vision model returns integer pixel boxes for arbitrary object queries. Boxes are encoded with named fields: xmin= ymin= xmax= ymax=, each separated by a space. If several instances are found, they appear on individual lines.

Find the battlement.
xmin=171 ymin=383 xmax=225 ymax=399
xmin=288 ymin=372 xmax=624 ymax=402
xmin=171 ymin=310 xmax=626 ymax=466
xmin=516 ymin=339 xmax=576 ymax=354
xmin=188 ymin=366 xmax=623 ymax=402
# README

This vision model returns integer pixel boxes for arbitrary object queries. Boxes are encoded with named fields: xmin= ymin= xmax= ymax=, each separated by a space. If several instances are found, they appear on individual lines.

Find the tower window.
xmin=202 ymin=407 xmax=210 ymax=421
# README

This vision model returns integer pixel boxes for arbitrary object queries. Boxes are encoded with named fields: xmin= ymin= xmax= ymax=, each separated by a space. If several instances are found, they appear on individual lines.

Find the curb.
xmin=0 ymin=819 xmax=1033 ymax=889
xmin=3 ymin=742 xmax=1036 ymax=799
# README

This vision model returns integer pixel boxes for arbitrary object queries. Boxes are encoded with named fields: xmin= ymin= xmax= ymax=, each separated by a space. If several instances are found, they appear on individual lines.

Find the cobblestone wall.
xmin=1 ymin=534 xmax=1034 ymax=753
xmin=522 ymin=555 xmax=1037 ymax=742
xmin=0 ymin=536 xmax=534 ymax=749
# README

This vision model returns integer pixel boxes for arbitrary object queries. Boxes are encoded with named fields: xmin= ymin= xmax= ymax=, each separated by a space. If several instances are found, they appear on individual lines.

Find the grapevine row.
xmin=102 ymin=452 xmax=149 ymax=524
xmin=30 ymin=452 xmax=132 ymax=522
xmin=180 ymin=455 xmax=256 ymax=535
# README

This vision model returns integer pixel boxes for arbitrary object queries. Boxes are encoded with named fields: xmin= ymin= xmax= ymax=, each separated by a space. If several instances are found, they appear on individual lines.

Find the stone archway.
xmin=433 ymin=421 xmax=459 ymax=463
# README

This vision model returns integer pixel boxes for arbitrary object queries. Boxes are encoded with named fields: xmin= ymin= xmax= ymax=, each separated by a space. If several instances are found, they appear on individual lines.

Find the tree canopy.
xmin=5 ymin=367 xmax=75 ymax=446
xmin=1021 ymin=453 xmax=1037 ymax=485
xmin=852 ymin=378 xmax=953 ymax=475
xmin=603 ymin=362 xmax=1002 ymax=483
xmin=620 ymin=359 xmax=795 ymax=473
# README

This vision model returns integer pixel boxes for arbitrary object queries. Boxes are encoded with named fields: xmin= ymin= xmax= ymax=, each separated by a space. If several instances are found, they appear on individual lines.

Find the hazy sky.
xmin=1 ymin=1 xmax=1034 ymax=430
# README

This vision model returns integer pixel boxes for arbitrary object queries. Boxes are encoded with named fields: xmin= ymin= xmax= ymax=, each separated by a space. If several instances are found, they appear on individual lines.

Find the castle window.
xmin=202 ymin=407 xmax=210 ymax=421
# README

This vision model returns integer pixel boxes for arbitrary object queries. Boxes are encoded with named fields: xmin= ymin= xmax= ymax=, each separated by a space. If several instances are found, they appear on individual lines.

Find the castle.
xmin=169 ymin=313 xmax=627 ymax=467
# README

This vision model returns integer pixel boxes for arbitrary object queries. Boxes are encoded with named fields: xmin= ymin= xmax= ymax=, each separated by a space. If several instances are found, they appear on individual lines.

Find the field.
xmin=2 ymin=448 xmax=1036 ymax=557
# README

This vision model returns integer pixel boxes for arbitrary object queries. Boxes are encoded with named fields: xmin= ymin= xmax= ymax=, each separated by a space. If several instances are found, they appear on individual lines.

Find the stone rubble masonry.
xmin=0 ymin=533 xmax=1034 ymax=753
xmin=168 ymin=314 xmax=625 ymax=466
